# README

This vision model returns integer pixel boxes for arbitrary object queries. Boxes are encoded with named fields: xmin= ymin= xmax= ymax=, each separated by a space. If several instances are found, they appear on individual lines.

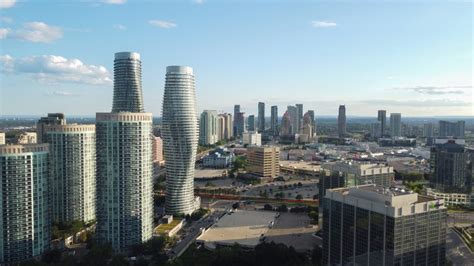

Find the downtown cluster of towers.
xmin=0 ymin=52 xmax=199 ymax=263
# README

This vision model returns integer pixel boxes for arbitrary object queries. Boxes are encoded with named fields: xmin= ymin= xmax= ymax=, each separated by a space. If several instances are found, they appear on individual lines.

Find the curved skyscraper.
xmin=0 ymin=144 xmax=50 ymax=263
xmin=112 ymin=52 xmax=144 ymax=113
xmin=162 ymin=66 xmax=200 ymax=215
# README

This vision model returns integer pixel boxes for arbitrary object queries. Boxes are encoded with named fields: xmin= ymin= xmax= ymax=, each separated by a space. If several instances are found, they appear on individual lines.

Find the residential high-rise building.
xmin=0 ymin=144 xmax=50 ymax=263
xmin=302 ymin=111 xmax=314 ymax=138
xmin=377 ymin=110 xmax=386 ymax=137
xmin=270 ymin=105 xmax=278 ymax=136
xmin=217 ymin=115 xmax=225 ymax=141
xmin=439 ymin=120 xmax=465 ymax=138
xmin=234 ymin=112 xmax=245 ymax=137
xmin=0 ymin=132 xmax=4 ymax=145
xmin=296 ymin=104 xmax=303 ymax=133
xmin=152 ymin=136 xmax=164 ymax=164
xmin=162 ymin=66 xmax=200 ymax=215
xmin=287 ymin=105 xmax=298 ymax=135
xmin=307 ymin=110 xmax=316 ymax=134
xmin=423 ymin=123 xmax=434 ymax=138
xmin=36 ymin=113 xmax=66 ymax=143
xmin=233 ymin=105 xmax=240 ymax=137
xmin=16 ymin=132 xmax=37 ymax=144
xmin=247 ymin=146 xmax=280 ymax=178
xmin=257 ymin=102 xmax=265 ymax=132
xmin=430 ymin=139 xmax=473 ymax=194
xmin=46 ymin=124 xmax=96 ymax=223
xmin=96 ymin=113 xmax=153 ymax=251
xmin=390 ymin=113 xmax=402 ymax=137
xmin=322 ymin=185 xmax=446 ymax=266
xmin=247 ymin=115 xmax=256 ymax=131
xmin=242 ymin=131 xmax=262 ymax=146
xmin=280 ymin=111 xmax=292 ymax=136
xmin=112 ymin=52 xmax=144 ymax=113
xmin=319 ymin=161 xmax=394 ymax=198
xmin=337 ymin=105 xmax=346 ymax=138
xmin=219 ymin=113 xmax=233 ymax=140
xmin=371 ymin=122 xmax=382 ymax=138
xmin=199 ymin=110 xmax=218 ymax=145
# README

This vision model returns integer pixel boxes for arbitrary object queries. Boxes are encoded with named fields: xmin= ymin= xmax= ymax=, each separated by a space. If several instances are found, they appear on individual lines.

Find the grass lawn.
xmin=156 ymin=219 xmax=182 ymax=234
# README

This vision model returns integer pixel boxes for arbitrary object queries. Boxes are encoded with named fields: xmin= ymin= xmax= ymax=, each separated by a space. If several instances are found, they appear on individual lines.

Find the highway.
xmin=446 ymin=228 xmax=474 ymax=265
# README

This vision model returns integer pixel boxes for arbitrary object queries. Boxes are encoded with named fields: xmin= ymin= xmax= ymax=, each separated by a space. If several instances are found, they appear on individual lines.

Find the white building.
xmin=0 ymin=132 xmax=4 ymax=145
xmin=242 ymin=131 xmax=261 ymax=146
xmin=199 ymin=110 xmax=219 ymax=145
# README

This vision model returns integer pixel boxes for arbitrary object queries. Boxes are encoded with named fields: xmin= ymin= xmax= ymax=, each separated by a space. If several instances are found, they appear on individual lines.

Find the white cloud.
xmin=11 ymin=22 xmax=63 ymax=43
xmin=395 ymin=85 xmax=471 ymax=95
xmin=113 ymin=24 xmax=126 ymax=30
xmin=193 ymin=0 xmax=204 ymax=4
xmin=45 ymin=91 xmax=82 ymax=97
xmin=311 ymin=21 xmax=338 ymax=28
xmin=149 ymin=20 xmax=177 ymax=29
xmin=0 ymin=54 xmax=112 ymax=85
xmin=102 ymin=0 xmax=126 ymax=4
xmin=0 ymin=0 xmax=16 ymax=9
xmin=0 ymin=16 xmax=13 ymax=23
xmin=0 ymin=28 xmax=9 ymax=39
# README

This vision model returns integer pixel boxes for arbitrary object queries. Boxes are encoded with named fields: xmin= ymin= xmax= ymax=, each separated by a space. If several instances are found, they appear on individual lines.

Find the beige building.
xmin=247 ymin=146 xmax=280 ymax=178
xmin=16 ymin=132 xmax=37 ymax=144
xmin=153 ymin=136 xmax=164 ymax=165
xmin=219 ymin=113 xmax=233 ymax=140
xmin=242 ymin=131 xmax=261 ymax=146
xmin=217 ymin=115 xmax=225 ymax=141
xmin=0 ymin=132 xmax=5 ymax=145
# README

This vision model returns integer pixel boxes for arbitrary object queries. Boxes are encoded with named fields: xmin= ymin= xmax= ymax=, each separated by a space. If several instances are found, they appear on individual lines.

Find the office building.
xmin=46 ymin=124 xmax=96 ymax=223
xmin=36 ymin=113 xmax=66 ymax=143
xmin=307 ymin=110 xmax=316 ymax=134
xmin=219 ymin=113 xmax=233 ymax=140
xmin=423 ymin=123 xmax=435 ymax=138
xmin=270 ymin=105 xmax=278 ymax=136
xmin=247 ymin=146 xmax=280 ymax=178
xmin=112 ymin=52 xmax=144 ymax=113
xmin=390 ymin=113 xmax=402 ymax=137
xmin=439 ymin=120 xmax=465 ymax=138
xmin=234 ymin=112 xmax=245 ymax=137
xmin=319 ymin=162 xmax=394 ymax=198
xmin=322 ymin=185 xmax=446 ymax=266
xmin=287 ymin=105 xmax=298 ymax=135
xmin=337 ymin=105 xmax=346 ymax=138
xmin=0 ymin=144 xmax=50 ymax=263
xmin=153 ymin=136 xmax=164 ymax=165
xmin=377 ymin=110 xmax=386 ymax=137
xmin=217 ymin=115 xmax=225 ymax=141
xmin=233 ymin=105 xmax=240 ymax=137
xmin=430 ymin=139 xmax=472 ymax=194
xmin=247 ymin=115 xmax=256 ymax=131
xmin=242 ymin=131 xmax=261 ymax=146
xmin=280 ymin=111 xmax=292 ymax=136
xmin=296 ymin=104 xmax=303 ymax=133
xmin=257 ymin=102 xmax=265 ymax=132
xmin=199 ymin=110 xmax=218 ymax=145
xmin=0 ymin=132 xmax=5 ymax=145
xmin=16 ymin=132 xmax=37 ymax=144
xmin=162 ymin=66 xmax=200 ymax=215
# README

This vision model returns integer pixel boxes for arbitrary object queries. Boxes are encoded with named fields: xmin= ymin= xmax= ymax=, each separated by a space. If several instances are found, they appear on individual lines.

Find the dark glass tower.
xmin=112 ymin=52 xmax=144 ymax=112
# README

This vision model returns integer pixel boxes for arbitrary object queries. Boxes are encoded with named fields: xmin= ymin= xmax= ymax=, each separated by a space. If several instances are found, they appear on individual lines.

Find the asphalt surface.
xmin=446 ymin=228 xmax=474 ymax=266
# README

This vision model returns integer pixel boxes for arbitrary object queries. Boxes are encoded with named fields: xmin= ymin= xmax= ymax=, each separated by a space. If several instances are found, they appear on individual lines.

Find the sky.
xmin=0 ymin=0 xmax=472 ymax=117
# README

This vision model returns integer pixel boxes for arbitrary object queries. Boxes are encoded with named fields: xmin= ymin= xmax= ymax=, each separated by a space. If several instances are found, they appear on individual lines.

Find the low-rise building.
xmin=426 ymin=188 xmax=473 ymax=208
xmin=247 ymin=146 xmax=280 ymax=179
xmin=242 ymin=131 xmax=261 ymax=146
xmin=202 ymin=148 xmax=234 ymax=168
xmin=16 ymin=132 xmax=37 ymax=144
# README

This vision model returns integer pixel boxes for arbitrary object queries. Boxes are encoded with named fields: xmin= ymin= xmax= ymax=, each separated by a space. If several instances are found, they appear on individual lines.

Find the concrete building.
xmin=112 ymin=52 xmax=144 ymax=113
xmin=257 ymin=102 xmax=265 ymax=132
xmin=322 ymin=185 xmax=446 ymax=266
xmin=217 ymin=115 xmax=225 ymax=141
xmin=16 ymin=132 xmax=37 ymax=144
xmin=423 ymin=123 xmax=434 ymax=138
xmin=199 ymin=110 xmax=218 ymax=145
xmin=390 ymin=113 xmax=402 ymax=137
xmin=439 ymin=120 xmax=465 ymax=138
xmin=234 ymin=112 xmax=246 ymax=137
xmin=0 ymin=132 xmax=5 ymax=145
xmin=36 ymin=113 xmax=66 ymax=143
xmin=233 ymin=105 xmax=241 ymax=137
xmin=296 ymin=104 xmax=303 ymax=133
xmin=202 ymin=148 xmax=234 ymax=168
xmin=280 ymin=111 xmax=292 ymax=136
xmin=319 ymin=162 xmax=394 ymax=198
xmin=46 ymin=124 xmax=96 ymax=223
xmin=287 ymin=105 xmax=298 ymax=135
xmin=307 ymin=110 xmax=316 ymax=134
xmin=242 ymin=131 xmax=261 ymax=146
xmin=338 ymin=105 xmax=346 ymax=138
xmin=218 ymin=113 xmax=233 ymax=140
xmin=153 ymin=136 xmax=164 ymax=165
xmin=371 ymin=122 xmax=382 ymax=138
xmin=270 ymin=105 xmax=278 ymax=136
xmin=302 ymin=111 xmax=314 ymax=138
xmin=247 ymin=115 xmax=256 ymax=132
xmin=427 ymin=188 xmax=473 ymax=208
xmin=0 ymin=144 xmax=50 ymax=263
xmin=247 ymin=146 xmax=280 ymax=178
xmin=430 ymin=139 xmax=472 ymax=194
xmin=377 ymin=110 xmax=386 ymax=137
xmin=162 ymin=66 xmax=200 ymax=215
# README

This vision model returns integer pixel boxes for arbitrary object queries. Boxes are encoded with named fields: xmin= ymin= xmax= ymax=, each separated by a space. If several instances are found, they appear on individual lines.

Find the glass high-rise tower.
xmin=112 ymin=52 xmax=144 ymax=113
xmin=162 ymin=66 xmax=200 ymax=215
xmin=257 ymin=102 xmax=265 ymax=132
xmin=0 ymin=144 xmax=50 ymax=263
xmin=338 ymin=105 xmax=346 ymax=138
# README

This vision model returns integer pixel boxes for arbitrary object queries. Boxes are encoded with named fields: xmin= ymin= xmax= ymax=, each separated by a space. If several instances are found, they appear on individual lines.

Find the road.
xmin=446 ymin=228 xmax=474 ymax=265
xmin=168 ymin=209 xmax=225 ymax=259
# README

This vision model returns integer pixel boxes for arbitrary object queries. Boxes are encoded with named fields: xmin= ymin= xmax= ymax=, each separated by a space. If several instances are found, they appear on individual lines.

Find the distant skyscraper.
xmin=234 ymin=112 xmax=246 ymax=137
xmin=423 ymin=123 xmax=434 ymax=138
xmin=153 ymin=136 xmax=164 ymax=164
xmin=337 ymin=105 xmax=346 ymax=138
xmin=162 ymin=66 xmax=200 ymax=215
xmin=257 ymin=102 xmax=265 ymax=132
xmin=36 ymin=113 xmax=66 ymax=143
xmin=307 ymin=110 xmax=316 ymax=133
xmin=0 ymin=144 xmax=50 ymax=263
xmin=296 ymin=104 xmax=303 ymax=133
xmin=219 ymin=113 xmax=233 ymax=140
xmin=112 ymin=52 xmax=144 ymax=113
xmin=247 ymin=115 xmax=256 ymax=131
xmin=280 ymin=111 xmax=292 ymax=136
xmin=199 ymin=110 xmax=218 ymax=145
xmin=46 ymin=124 xmax=96 ymax=224
xmin=377 ymin=110 xmax=386 ymax=137
xmin=439 ymin=120 xmax=465 ymax=138
xmin=322 ymin=185 xmax=447 ymax=266
xmin=287 ymin=105 xmax=298 ymax=135
xmin=371 ymin=122 xmax=382 ymax=138
xmin=303 ymin=111 xmax=314 ymax=138
xmin=390 ymin=113 xmax=402 ymax=137
xmin=270 ymin=105 xmax=278 ymax=136
xmin=233 ymin=105 xmax=240 ymax=137
xmin=217 ymin=115 xmax=225 ymax=141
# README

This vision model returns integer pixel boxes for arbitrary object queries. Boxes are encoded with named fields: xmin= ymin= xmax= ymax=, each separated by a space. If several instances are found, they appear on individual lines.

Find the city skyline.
xmin=1 ymin=1 xmax=472 ymax=116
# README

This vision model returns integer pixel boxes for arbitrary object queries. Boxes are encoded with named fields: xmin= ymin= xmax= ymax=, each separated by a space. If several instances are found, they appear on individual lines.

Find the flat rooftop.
xmin=197 ymin=209 xmax=276 ymax=249
xmin=194 ymin=169 xmax=226 ymax=179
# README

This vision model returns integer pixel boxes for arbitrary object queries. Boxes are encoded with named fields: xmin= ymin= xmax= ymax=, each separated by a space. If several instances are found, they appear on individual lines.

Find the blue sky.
xmin=0 ymin=0 xmax=472 ymax=117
